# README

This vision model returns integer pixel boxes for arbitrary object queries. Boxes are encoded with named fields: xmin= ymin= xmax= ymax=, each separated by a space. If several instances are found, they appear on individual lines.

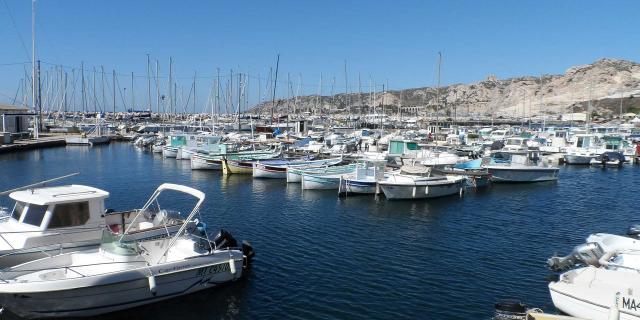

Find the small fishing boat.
xmin=378 ymin=169 xmax=465 ymax=200
xmin=191 ymin=153 xmax=224 ymax=170
xmin=589 ymin=151 xmax=625 ymax=167
xmin=253 ymin=157 xmax=343 ymax=179
xmin=191 ymin=146 xmax=281 ymax=170
xmin=0 ymin=184 xmax=254 ymax=319
xmin=338 ymin=160 xmax=387 ymax=195
xmin=287 ymin=163 xmax=356 ymax=183
xmin=301 ymin=164 xmax=358 ymax=190
xmin=222 ymin=158 xmax=255 ymax=175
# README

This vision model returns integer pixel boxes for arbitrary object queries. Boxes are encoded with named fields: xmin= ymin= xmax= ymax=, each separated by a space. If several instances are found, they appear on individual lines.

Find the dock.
xmin=0 ymin=136 xmax=67 ymax=154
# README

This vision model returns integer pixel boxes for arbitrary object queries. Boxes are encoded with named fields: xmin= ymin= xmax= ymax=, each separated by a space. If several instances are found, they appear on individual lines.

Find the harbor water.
xmin=1 ymin=143 xmax=639 ymax=319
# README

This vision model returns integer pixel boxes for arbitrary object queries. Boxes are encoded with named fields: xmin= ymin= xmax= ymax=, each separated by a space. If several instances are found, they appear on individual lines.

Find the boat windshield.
xmin=22 ymin=204 xmax=48 ymax=227
xmin=100 ymin=229 xmax=140 ymax=256
xmin=11 ymin=201 xmax=25 ymax=221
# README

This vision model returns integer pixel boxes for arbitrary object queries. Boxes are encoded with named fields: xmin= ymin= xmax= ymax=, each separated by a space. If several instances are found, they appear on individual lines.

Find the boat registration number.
xmin=197 ymin=263 xmax=230 ymax=276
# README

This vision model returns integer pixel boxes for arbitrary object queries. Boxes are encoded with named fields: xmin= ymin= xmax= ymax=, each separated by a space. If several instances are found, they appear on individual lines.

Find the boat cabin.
xmin=489 ymin=129 xmax=509 ymax=141
xmin=7 ymin=185 xmax=109 ymax=232
xmin=388 ymin=140 xmax=419 ymax=156
xmin=572 ymin=134 xmax=599 ymax=149
xmin=503 ymin=137 xmax=529 ymax=151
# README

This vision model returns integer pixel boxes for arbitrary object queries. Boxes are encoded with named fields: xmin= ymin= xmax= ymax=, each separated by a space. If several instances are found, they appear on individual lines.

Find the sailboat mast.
xmin=31 ymin=0 xmax=39 ymax=138
xmin=168 ymin=57 xmax=173 ymax=116
xmin=131 ymin=72 xmax=135 ymax=111
xmin=81 ymin=62 xmax=85 ymax=114
xmin=270 ymin=54 xmax=280 ymax=125
xmin=435 ymin=52 xmax=442 ymax=136
xmin=147 ymin=54 xmax=151 ymax=113
xmin=111 ymin=69 xmax=116 ymax=117
xmin=101 ymin=66 xmax=105 ymax=114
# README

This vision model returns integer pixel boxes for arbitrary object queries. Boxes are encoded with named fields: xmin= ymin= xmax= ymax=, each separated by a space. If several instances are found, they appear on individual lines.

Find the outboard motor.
xmin=493 ymin=300 xmax=528 ymax=320
xmin=212 ymin=229 xmax=238 ymax=250
xmin=242 ymin=240 xmax=256 ymax=268
xmin=547 ymin=242 xmax=604 ymax=272
xmin=627 ymin=224 xmax=640 ymax=239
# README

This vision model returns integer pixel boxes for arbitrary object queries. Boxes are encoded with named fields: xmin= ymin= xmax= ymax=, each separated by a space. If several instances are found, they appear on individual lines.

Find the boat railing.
xmin=0 ymin=225 xmax=105 ymax=253
xmin=0 ymin=236 xmax=100 ymax=266
xmin=0 ymin=260 xmax=150 ymax=283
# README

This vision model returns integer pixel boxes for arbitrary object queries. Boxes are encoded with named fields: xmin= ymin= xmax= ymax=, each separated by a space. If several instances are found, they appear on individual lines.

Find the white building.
xmin=1 ymin=103 xmax=32 ymax=134
xmin=561 ymin=113 xmax=587 ymax=122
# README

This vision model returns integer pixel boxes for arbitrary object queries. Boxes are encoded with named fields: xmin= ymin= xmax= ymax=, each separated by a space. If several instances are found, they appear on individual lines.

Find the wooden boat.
xmin=222 ymin=158 xmax=254 ymax=175
xmin=253 ymin=157 xmax=343 ymax=179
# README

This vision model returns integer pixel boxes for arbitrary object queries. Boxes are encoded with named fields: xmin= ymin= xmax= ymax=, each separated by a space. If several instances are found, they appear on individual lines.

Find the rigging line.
xmin=1 ymin=0 xmax=31 ymax=61
xmin=38 ymin=61 xmax=388 ymax=90
xmin=0 ymin=62 xmax=30 ymax=67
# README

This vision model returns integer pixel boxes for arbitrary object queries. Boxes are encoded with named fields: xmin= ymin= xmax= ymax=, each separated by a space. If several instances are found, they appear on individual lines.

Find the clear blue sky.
xmin=1 ymin=0 xmax=638 ymax=112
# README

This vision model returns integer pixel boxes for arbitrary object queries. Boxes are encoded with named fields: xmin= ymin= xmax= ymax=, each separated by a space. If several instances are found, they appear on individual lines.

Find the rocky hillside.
xmin=252 ymin=59 xmax=640 ymax=118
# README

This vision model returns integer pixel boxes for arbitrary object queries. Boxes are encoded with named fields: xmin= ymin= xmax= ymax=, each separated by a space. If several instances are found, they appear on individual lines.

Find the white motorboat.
xmin=547 ymin=232 xmax=640 ymax=320
xmin=483 ymin=153 xmax=559 ymax=183
xmin=0 ymin=183 xmax=254 ymax=319
xmin=378 ymin=166 xmax=465 ymax=200
xmin=0 ymin=181 xmax=194 ymax=268
xmin=563 ymin=134 xmax=601 ymax=165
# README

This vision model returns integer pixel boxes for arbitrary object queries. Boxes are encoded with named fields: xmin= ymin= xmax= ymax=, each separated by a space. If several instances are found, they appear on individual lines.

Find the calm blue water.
xmin=1 ymin=143 xmax=639 ymax=320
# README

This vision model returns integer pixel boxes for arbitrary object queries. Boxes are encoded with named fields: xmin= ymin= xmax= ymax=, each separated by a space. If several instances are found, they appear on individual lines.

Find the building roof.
xmin=0 ymin=103 xmax=29 ymax=112
xmin=9 ymin=185 xmax=109 ymax=206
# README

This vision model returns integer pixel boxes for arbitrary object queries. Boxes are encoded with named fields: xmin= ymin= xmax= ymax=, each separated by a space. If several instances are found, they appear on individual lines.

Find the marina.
xmin=0 ymin=141 xmax=638 ymax=319
xmin=3 ymin=0 xmax=640 ymax=318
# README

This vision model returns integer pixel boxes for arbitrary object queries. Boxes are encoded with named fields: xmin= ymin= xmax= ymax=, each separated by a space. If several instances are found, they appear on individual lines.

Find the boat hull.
xmin=162 ymin=147 xmax=178 ymax=158
xmin=191 ymin=156 xmax=222 ymax=170
xmin=339 ymin=179 xmax=378 ymax=194
xmin=379 ymin=179 xmax=464 ymax=200
xmin=564 ymin=154 xmax=596 ymax=165
xmin=485 ymin=167 xmax=558 ymax=182
xmin=222 ymin=159 xmax=253 ymax=175
xmin=301 ymin=175 xmax=341 ymax=190
xmin=286 ymin=170 xmax=302 ymax=183
xmin=252 ymin=164 xmax=287 ymax=179
xmin=0 ymin=255 xmax=244 ymax=319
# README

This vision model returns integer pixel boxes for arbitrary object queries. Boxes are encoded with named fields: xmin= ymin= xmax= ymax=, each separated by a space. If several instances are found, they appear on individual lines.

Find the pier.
xmin=0 ymin=136 xmax=66 ymax=154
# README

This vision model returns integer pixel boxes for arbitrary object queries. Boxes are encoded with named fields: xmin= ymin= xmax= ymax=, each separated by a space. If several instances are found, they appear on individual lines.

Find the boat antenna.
xmin=0 ymin=172 xmax=80 ymax=196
